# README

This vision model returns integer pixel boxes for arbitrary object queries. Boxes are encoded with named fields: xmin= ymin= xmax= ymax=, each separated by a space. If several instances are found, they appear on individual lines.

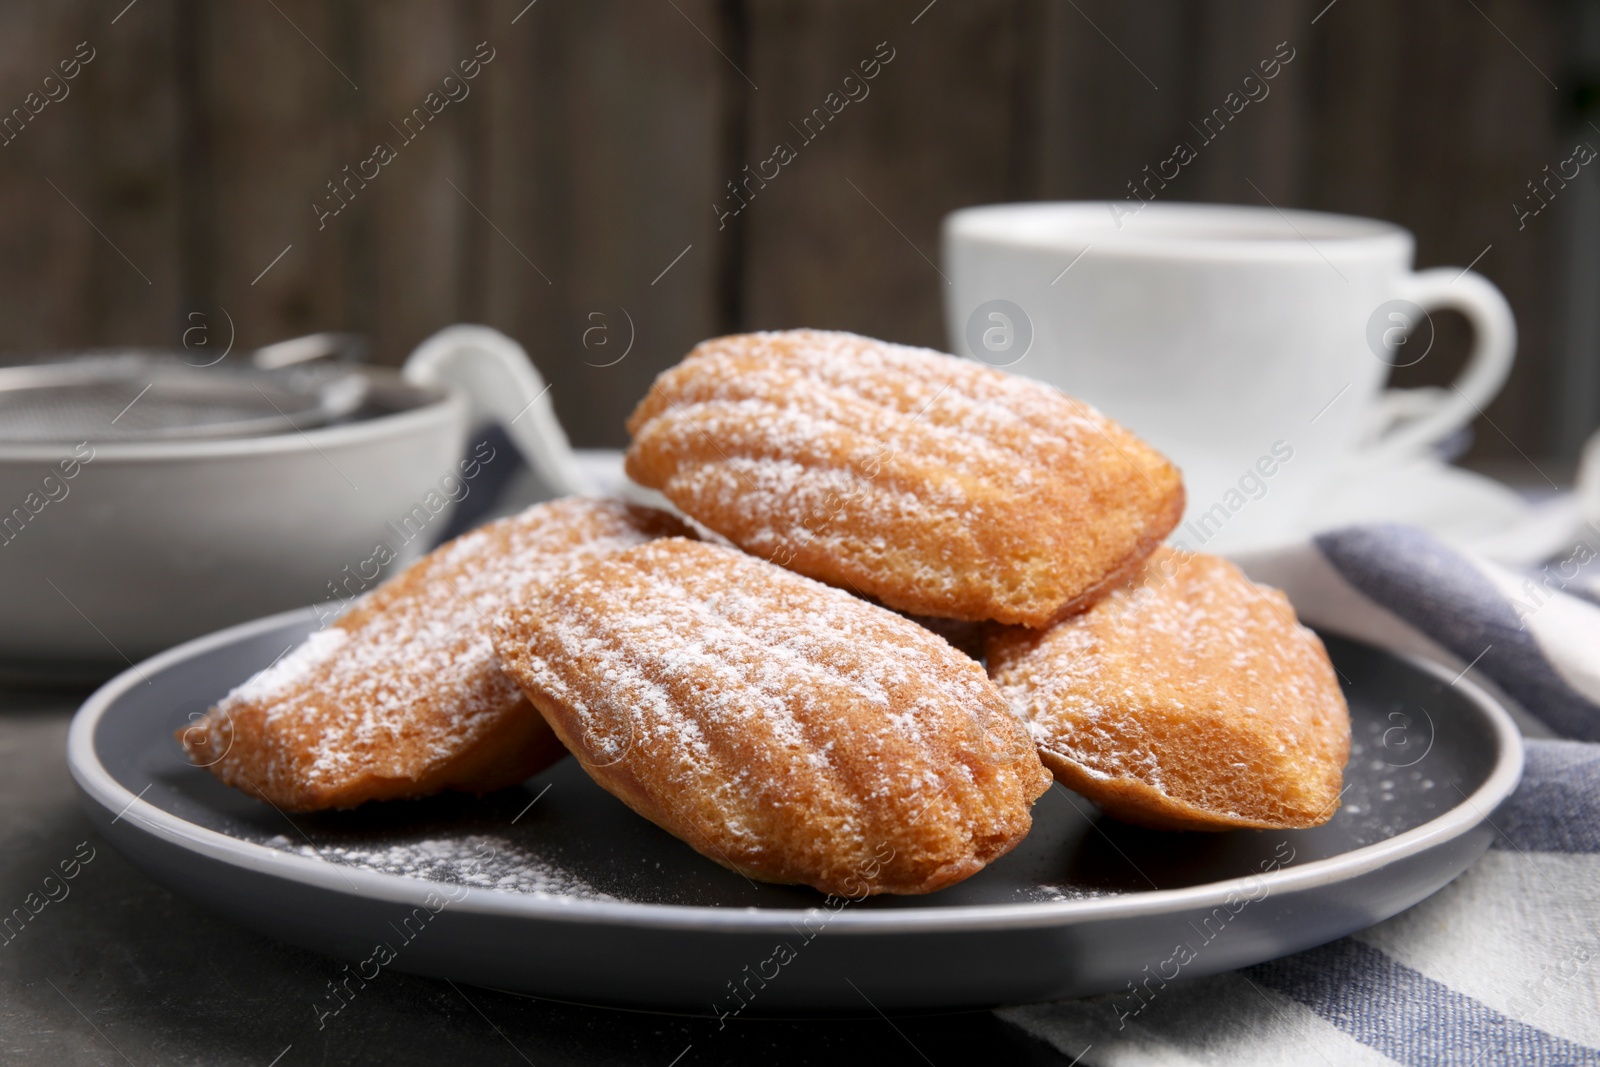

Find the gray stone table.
xmin=0 ymin=686 xmax=1066 ymax=1066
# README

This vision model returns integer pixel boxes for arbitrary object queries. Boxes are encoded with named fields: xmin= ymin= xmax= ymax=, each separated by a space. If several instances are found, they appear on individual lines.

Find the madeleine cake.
xmin=624 ymin=329 xmax=1184 ymax=627
xmin=492 ymin=537 xmax=1051 ymax=895
xmin=986 ymin=547 xmax=1350 ymax=831
xmin=180 ymin=497 xmax=690 ymax=811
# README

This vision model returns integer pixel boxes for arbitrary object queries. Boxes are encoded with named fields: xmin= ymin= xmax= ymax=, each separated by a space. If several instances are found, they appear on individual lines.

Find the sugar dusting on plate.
xmin=261 ymin=832 xmax=616 ymax=900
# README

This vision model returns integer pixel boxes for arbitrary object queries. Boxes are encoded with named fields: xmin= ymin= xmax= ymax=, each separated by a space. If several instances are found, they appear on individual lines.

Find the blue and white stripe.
xmin=1002 ymin=524 xmax=1600 ymax=1066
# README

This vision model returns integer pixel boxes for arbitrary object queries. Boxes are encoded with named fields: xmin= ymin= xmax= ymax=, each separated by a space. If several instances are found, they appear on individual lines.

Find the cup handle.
xmin=1363 ymin=267 xmax=1516 ymax=463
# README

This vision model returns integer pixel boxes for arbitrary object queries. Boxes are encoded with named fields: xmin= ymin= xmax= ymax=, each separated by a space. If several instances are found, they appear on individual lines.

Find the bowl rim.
xmin=68 ymin=605 xmax=1526 ymax=936
xmin=0 ymin=367 xmax=463 ymax=464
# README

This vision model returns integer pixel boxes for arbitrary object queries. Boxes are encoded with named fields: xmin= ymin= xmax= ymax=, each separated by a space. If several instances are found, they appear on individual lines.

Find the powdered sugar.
xmin=495 ymin=537 xmax=1047 ymax=893
xmin=189 ymin=498 xmax=685 ymax=806
xmin=624 ymin=329 xmax=1182 ymax=626
xmin=261 ymin=833 xmax=615 ymax=899
xmin=989 ymin=547 xmax=1349 ymax=826
xmin=231 ymin=627 xmax=349 ymax=707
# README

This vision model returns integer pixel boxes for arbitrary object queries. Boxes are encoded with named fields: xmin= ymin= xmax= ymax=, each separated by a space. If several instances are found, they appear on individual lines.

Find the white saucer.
xmin=567 ymin=449 xmax=1575 ymax=567
xmin=1298 ymin=456 xmax=1577 ymax=565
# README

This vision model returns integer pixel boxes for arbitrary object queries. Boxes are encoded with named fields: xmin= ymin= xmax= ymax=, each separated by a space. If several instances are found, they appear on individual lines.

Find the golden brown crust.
xmin=179 ymin=497 xmax=690 ymax=811
xmin=624 ymin=329 xmax=1183 ymax=627
xmin=491 ymin=538 xmax=1052 ymax=895
xmin=1039 ymin=484 xmax=1188 ymax=625
xmin=986 ymin=548 xmax=1351 ymax=831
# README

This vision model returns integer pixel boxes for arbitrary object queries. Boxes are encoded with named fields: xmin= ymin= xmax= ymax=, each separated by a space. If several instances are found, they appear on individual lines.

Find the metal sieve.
xmin=0 ymin=333 xmax=369 ymax=444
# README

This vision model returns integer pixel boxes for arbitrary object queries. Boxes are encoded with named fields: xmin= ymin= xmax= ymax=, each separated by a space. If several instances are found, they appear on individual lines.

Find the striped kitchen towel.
xmin=999 ymin=524 xmax=1600 ymax=1067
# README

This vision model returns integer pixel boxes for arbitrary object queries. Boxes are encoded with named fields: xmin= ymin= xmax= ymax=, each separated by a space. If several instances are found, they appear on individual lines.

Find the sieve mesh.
xmin=0 ymin=357 xmax=365 ymax=443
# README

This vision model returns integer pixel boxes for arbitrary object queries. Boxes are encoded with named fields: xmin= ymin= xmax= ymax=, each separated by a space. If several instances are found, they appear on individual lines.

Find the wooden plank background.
xmin=0 ymin=0 xmax=1590 ymax=463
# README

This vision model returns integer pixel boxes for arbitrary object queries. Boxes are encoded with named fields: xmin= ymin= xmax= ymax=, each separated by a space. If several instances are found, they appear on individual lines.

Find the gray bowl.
xmin=0 ymin=370 xmax=465 ymax=673
xmin=68 ymin=607 xmax=1522 ymax=1012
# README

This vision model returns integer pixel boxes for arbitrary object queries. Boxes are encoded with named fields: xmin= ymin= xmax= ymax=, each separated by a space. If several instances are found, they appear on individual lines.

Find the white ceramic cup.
xmin=942 ymin=201 xmax=1516 ymax=552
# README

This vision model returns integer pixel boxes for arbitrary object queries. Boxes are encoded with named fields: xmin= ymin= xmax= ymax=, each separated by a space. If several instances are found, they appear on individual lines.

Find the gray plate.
xmin=67 ymin=606 xmax=1523 ymax=1012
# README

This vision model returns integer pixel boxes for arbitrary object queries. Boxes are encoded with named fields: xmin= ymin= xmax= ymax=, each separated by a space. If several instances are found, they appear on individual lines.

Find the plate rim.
xmin=68 ymin=604 xmax=1525 ymax=936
